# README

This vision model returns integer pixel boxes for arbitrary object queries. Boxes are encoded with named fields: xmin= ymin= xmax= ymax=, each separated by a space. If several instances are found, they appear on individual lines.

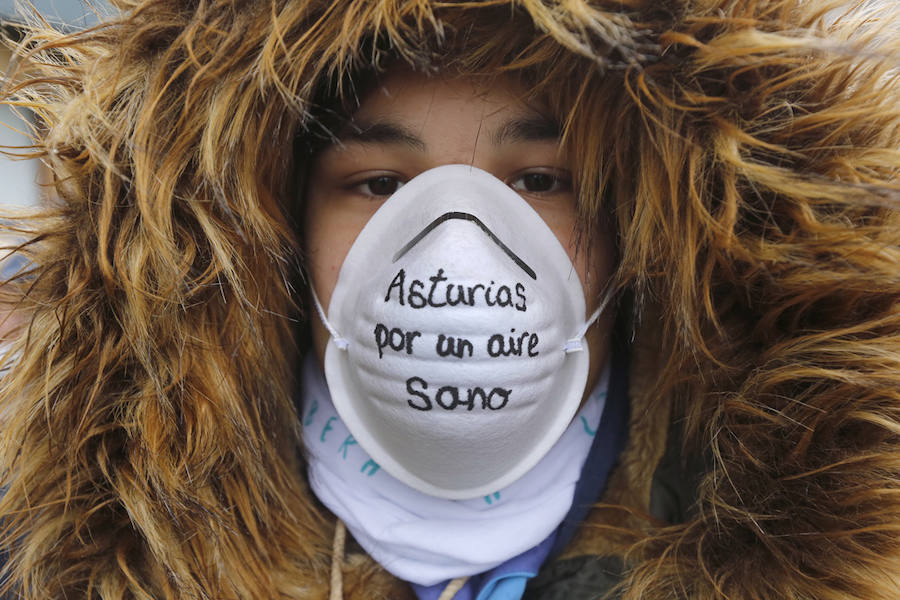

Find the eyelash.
xmin=508 ymin=170 xmax=572 ymax=195
xmin=351 ymin=170 xmax=572 ymax=198
xmin=353 ymin=175 xmax=405 ymax=197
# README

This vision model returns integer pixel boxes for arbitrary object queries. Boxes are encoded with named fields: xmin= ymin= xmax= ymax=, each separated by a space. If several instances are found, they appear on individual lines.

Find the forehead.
xmin=349 ymin=70 xmax=552 ymax=132
xmin=336 ymin=69 xmax=560 ymax=153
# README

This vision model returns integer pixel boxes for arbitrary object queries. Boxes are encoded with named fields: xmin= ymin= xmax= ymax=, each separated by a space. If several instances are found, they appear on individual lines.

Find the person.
xmin=0 ymin=1 xmax=898 ymax=599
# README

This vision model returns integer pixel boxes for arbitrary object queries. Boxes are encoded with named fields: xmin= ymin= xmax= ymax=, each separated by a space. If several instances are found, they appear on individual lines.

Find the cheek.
xmin=574 ymin=229 xmax=616 ymax=308
xmin=303 ymin=192 xmax=376 ymax=367
xmin=536 ymin=204 xmax=615 ymax=308
xmin=303 ymin=196 xmax=372 ymax=308
xmin=541 ymin=214 xmax=616 ymax=403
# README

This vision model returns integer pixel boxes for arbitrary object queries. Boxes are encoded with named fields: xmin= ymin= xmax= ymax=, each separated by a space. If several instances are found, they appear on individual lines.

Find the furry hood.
xmin=1 ymin=1 xmax=899 ymax=598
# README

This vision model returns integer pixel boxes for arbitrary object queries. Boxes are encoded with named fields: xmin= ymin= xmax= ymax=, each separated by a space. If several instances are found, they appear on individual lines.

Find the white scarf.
xmin=301 ymin=354 xmax=608 ymax=586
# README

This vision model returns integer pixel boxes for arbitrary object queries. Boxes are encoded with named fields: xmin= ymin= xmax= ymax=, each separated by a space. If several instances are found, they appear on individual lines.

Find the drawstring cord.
xmin=437 ymin=576 xmax=470 ymax=600
xmin=330 ymin=520 xmax=347 ymax=600
xmin=328 ymin=519 xmax=470 ymax=600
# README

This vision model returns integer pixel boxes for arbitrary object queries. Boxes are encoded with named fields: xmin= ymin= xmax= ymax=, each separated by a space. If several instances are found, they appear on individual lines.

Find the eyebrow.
xmin=491 ymin=116 xmax=561 ymax=146
xmin=340 ymin=121 xmax=426 ymax=151
xmin=336 ymin=114 xmax=560 ymax=150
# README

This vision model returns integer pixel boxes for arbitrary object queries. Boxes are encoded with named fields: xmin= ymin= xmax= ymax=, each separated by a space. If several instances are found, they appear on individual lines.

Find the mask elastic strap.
xmin=310 ymin=285 xmax=350 ymax=351
xmin=563 ymin=284 xmax=615 ymax=354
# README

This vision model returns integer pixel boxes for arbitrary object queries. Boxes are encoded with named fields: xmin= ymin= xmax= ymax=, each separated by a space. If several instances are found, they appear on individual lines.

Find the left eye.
xmin=354 ymin=175 xmax=406 ymax=197
xmin=509 ymin=172 xmax=570 ymax=194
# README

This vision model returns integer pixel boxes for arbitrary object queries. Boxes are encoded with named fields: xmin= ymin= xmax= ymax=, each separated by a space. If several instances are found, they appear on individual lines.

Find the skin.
xmin=303 ymin=69 xmax=616 ymax=402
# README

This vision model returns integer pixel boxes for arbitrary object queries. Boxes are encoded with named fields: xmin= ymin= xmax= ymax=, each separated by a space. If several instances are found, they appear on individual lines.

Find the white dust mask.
xmin=311 ymin=164 xmax=605 ymax=499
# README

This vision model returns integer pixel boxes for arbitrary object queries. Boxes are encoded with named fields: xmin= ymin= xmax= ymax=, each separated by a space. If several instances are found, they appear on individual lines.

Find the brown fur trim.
xmin=1 ymin=1 xmax=898 ymax=598
xmin=340 ymin=552 xmax=417 ymax=600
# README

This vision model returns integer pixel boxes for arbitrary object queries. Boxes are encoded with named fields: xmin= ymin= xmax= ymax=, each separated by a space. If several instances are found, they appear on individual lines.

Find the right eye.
xmin=354 ymin=175 xmax=406 ymax=197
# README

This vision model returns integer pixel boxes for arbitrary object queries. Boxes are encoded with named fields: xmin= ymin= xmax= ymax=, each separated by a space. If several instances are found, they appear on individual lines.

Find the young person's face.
xmin=304 ymin=69 xmax=615 ymax=397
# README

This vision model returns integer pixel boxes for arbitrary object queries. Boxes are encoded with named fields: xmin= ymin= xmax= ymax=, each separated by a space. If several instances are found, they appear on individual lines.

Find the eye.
xmin=354 ymin=175 xmax=406 ymax=197
xmin=508 ymin=171 xmax=571 ymax=195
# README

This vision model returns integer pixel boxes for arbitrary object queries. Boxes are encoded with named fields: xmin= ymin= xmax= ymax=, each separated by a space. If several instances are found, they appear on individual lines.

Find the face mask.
xmin=310 ymin=164 xmax=606 ymax=500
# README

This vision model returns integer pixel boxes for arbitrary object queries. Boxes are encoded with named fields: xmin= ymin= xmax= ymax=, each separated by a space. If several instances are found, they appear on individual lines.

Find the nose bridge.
xmin=418 ymin=98 xmax=499 ymax=171
xmin=440 ymin=135 xmax=491 ymax=170
xmin=428 ymin=137 xmax=484 ymax=168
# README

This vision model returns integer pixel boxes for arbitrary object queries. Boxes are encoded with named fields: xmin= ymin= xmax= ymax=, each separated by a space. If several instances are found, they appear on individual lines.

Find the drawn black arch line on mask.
xmin=391 ymin=211 xmax=537 ymax=280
